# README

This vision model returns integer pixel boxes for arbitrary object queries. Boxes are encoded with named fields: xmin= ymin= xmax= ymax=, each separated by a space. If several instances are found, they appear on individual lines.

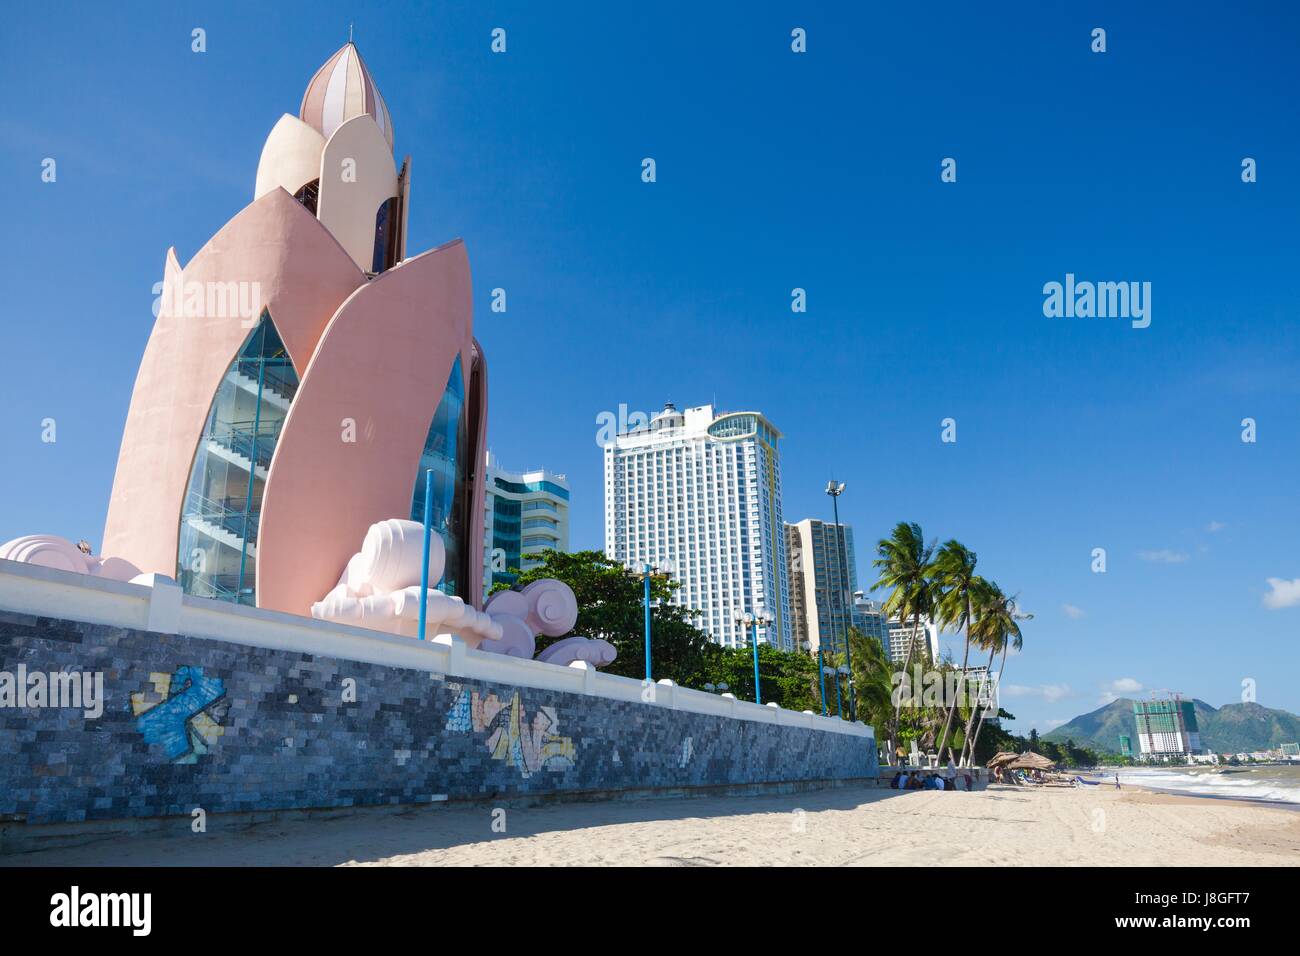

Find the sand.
xmin=6 ymin=784 xmax=1298 ymax=867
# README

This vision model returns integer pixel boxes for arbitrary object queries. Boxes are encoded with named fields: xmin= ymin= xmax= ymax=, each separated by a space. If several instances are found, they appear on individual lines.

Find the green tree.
xmin=872 ymin=521 xmax=937 ymax=764
xmin=959 ymin=582 xmax=1030 ymax=766
xmin=932 ymin=541 xmax=985 ymax=762
xmin=697 ymin=643 xmax=823 ymax=712
xmin=500 ymin=550 xmax=713 ymax=685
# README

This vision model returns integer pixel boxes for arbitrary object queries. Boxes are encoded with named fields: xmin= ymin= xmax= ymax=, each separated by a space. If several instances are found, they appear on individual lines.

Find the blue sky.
xmin=2 ymin=1 xmax=1297 ymax=734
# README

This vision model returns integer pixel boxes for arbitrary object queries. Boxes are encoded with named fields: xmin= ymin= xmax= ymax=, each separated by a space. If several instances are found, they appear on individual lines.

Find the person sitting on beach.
xmin=890 ymin=770 xmax=905 ymax=789
xmin=907 ymin=772 xmax=924 ymax=790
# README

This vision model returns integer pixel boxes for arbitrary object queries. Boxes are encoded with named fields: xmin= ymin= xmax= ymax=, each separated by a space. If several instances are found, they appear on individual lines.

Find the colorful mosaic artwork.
xmin=445 ymin=686 xmax=575 ymax=778
xmin=3 ymin=612 xmax=874 ymax=825
xmin=130 ymin=666 xmax=227 ymax=764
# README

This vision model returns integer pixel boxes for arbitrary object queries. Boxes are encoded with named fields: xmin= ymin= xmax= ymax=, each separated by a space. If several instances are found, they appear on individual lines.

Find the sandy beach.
xmin=6 ymin=784 xmax=1298 ymax=867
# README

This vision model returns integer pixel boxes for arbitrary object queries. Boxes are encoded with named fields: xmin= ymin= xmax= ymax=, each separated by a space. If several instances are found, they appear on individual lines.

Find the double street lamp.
xmin=733 ymin=608 xmax=773 ymax=704
xmin=822 ymin=662 xmax=851 ymax=718
xmin=818 ymin=650 xmax=829 ymax=715
xmin=631 ymin=558 xmax=675 ymax=684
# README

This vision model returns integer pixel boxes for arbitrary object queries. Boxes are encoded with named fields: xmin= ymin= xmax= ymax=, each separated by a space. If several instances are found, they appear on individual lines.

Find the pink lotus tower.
xmin=99 ymin=42 xmax=489 ymax=616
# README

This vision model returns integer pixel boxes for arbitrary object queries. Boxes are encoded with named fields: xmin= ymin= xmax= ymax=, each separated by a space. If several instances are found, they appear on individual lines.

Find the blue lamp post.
xmin=416 ymin=468 xmax=434 ymax=642
xmin=735 ymin=609 xmax=772 ymax=704
xmin=643 ymin=562 xmax=652 ymax=683
xmin=817 ymin=649 xmax=828 ymax=716
xmin=636 ymin=559 xmax=674 ymax=684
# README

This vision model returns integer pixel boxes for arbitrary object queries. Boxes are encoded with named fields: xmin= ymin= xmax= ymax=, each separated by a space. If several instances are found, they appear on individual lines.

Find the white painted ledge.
xmin=0 ymin=559 xmax=872 ymax=740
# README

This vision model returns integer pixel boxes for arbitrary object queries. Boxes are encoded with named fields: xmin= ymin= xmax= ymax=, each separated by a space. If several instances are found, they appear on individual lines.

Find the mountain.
xmin=1042 ymin=699 xmax=1300 ymax=754
xmin=1202 ymin=702 xmax=1300 ymax=754
xmin=1040 ymin=698 xmax=1142 ymax=753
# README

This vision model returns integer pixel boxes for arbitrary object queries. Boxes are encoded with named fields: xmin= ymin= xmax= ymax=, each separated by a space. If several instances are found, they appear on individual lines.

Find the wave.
xmin=1108 ymin=767 xmax=1300 ymax=806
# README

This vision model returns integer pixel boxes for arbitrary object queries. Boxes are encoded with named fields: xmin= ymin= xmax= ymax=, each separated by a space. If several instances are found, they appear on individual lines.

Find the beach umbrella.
xmin=985 ymin=751 xmax=1019 ymax=768
xmin=1006 ymin=752 xmax=1056 ymax=771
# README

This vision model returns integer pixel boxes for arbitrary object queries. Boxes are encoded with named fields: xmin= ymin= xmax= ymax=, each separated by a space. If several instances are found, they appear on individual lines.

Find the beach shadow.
xmin=7 ymin=784 xmax=948 ymax=867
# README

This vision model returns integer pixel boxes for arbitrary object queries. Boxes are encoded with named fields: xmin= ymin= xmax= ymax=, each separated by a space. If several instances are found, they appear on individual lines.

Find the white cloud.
xmin=1061 ymin=603 xmax=1085 ymax=620
xmin=1263 ymin=577 xmax=1300 ymax=610
xmin=1004 ymin=683 xmax=1075 ymax=703
xmin=1098 ymin=677 xmax=1143 ymax=704
xmin=1206 ymin=521 xmax=1226 ymax=533
xmin=1138 ymin=549 xmax=1189 ymax=563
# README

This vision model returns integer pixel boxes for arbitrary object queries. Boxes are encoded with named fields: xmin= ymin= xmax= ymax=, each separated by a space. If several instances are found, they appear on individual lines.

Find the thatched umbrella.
xmin=985 ymin=751 xmax=1019 ymax=769
xmin=1006 ymin=752 xmax=1055 ymax=771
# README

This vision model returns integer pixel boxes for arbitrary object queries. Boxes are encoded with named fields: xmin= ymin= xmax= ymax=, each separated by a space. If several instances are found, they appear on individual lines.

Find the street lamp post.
xmin=826 ymin=480 xmax=857 ymax=722
xmin=817 ymin=649 xmax=828 ymax=716
xmin=634 ymin=559 xmax=675 ymax=684
xmin=826 ymin=663 xmax=843 ymax=718
xmin=735 ymin=609 xmax=772 ymax=704
xmin=643 ymin=562 xmax=652 ymax=683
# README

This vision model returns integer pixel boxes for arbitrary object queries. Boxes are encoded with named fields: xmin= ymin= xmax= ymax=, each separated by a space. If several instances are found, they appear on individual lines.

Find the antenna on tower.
xmin=348 ymin=23 xmax=354 ymax=42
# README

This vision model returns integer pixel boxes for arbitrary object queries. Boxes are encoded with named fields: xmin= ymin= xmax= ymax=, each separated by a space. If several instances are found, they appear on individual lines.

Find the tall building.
xmin=785 ymin=519 xmax=858 ymax=656
xmin=604 ymin=403 xmax=792 ymax=650
xmin=483 ymin=452 xmax=569 ymax=595
xmin=884 ymin=615 xmax=940 ymax=665
xmin=851 ymin=592 xmax=892 ymax=651
xmin=98 ymin=42 xmax=491 ymax=615
xmin=1134 ymin=695 xmax=1202 ymax=759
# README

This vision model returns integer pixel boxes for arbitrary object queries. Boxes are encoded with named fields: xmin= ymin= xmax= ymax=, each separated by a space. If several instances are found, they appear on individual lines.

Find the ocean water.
xmin=1099 ymin=765 xmax=1300 ymax=806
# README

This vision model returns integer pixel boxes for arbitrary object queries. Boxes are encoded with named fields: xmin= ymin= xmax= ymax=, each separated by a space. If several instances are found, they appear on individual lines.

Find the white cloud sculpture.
xmin=311 ymin=519 xmax=616 ymax=667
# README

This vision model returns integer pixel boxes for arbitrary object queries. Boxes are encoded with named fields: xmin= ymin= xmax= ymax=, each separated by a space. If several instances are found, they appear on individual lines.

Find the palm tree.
xmin=958 ymin=582 xmax=1024 ymax=765
xmin=932 ymin=540 xmax=984 ymax=763
xmin=966 ymin=595 xmax=1030 ymax=764
xmin=955 ymin=581 xmax=1000 ymax=767
xmin=846 ymin=627 xmax=895 ymax=735
xmin=872 ymin=522 xmax=936 ymax=764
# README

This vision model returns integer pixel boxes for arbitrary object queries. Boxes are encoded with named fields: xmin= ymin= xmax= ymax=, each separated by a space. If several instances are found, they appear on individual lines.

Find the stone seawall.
xmin=0 ymin=563 xmax=875 ymax=834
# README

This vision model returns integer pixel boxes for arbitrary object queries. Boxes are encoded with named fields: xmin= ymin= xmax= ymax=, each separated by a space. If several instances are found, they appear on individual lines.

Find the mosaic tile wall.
xmin=0 ymin=610 xmax=876 ymax=825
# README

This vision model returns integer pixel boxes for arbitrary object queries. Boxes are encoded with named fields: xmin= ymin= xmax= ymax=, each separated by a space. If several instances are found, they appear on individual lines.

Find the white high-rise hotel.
xmin=604 ymin=403 xmax=793 ymax=650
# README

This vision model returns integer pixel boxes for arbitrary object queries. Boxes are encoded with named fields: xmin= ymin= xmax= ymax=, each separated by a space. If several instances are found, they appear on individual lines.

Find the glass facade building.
xmin=177 ymin=313 xmax=299 ymax=605
xmin=482 ymin=453 xmax=570 ymax=597
xmin=409 ymin=356 xmax=469 ymax=597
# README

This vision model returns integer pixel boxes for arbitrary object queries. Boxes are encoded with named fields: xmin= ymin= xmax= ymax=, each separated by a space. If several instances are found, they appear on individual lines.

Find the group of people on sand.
xmin=889 ymin=758 xmax=975 ymax=792
xmin=990 ymin=765 xmax=1040 ymax=784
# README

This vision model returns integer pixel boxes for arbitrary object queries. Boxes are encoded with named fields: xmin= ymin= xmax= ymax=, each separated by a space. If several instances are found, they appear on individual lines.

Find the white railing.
xmin=0 ymin=558 xmax=872 ymax=740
